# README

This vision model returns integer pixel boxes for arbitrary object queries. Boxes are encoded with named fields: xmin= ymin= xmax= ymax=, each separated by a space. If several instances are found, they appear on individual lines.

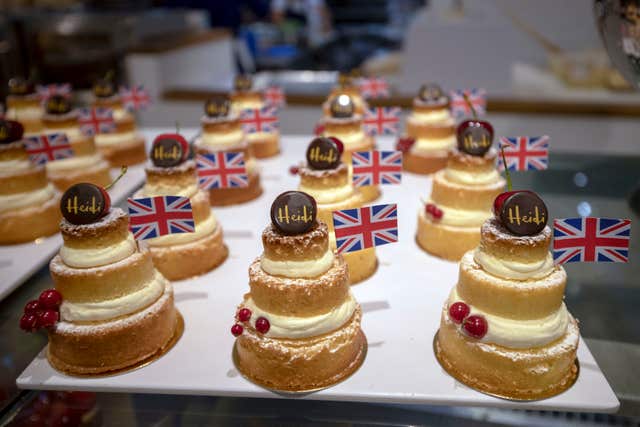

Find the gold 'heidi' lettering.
xmin=153 ymin=144 xmax=180 ymax=160
xmin=0 ymin=127 xmax=8 ymax=139
xmin=66 ymin=195 xmax=102 ymax=215
xmin=308 ymin=146 xmax=337 ymax=164
xmin=463 ymin=133 xmax=490 ymax=151
xmin=277 ymin=205 xmax=314 ymax=224
xmin=507 ymin=205 xmax=546 ymax=226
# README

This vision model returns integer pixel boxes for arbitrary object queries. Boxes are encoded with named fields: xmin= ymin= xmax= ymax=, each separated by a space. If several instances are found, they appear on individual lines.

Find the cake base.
xmin=248 ymin=132 xmax=280 ymax=159
xmin=434 ymin=313 xmax=580 ymax=401
xmin=148 ymin=225 xmax=228 ymax=281
xmin=416 ymin=212 xmax=480 ymax=261
xmin=208 ymin=172 xmax=262 ymax=206
xmin=343 ymin=248 xmax=378 ymax=284
xmin=49 ymin=160 xmax=112 ymax=191
xmin=403 ymin=150 xmax=449 ymax=175
xmin=0 ymin=194 xmax=61 ymax=244
xmin=97 ymin=135 xmax=147 ymax=167
xmin=358 ymin=185 xmax=381 ymax=204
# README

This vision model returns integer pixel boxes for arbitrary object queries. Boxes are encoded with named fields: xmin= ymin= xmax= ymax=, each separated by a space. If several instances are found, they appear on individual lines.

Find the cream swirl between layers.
xmin=60 ymin=233 xmax=137 ymax=268
xmin=45 ymin=153 xmax=104 ymax=172
xmin=474 ymin=249 xmax=556 ymax=280
xmin=60 ymin=271 xmax=167 ymax=322
xmin=445 ymin=167 xmax=501 ymax=186
xmin=0 ymin=159 xmax=32 ymax=173
xmin=260 ymin=247 xmax=335 ymax=278
xmin=145 ymin=212 xmax=217 ymax=247
xmin=412 ymin=136 xmax=456 ymax=154
xmin=94 ymin=131 xmax=139 ymax=147
xmin=447 ymin=287 xmax=569 ymax=348
xmin=420 ymin=201 xmax=489 ymax=228
xmin=112 ymin=107 xmax=132 ymax=122
xmin=409 ymin=109 xmax=452 ymax=124
xmin=201 ymin=129 xmax=244 ymax=147
xmin=325 ymin=130 xmax=367 ymax=147
xmin=0 ymin=183 xmax=55 ymax=213
xmin=298 ymin=182 xmax=354 ymax=204
xmin=142 ymin=181 xmax=198 ymax=198
xmin=7 ymin=107 xmax=42 ymax=120
xmin=232 ymin=100 xmax=263 ymax=111
xmin=243 ymin=293 xmax=356 ymax=338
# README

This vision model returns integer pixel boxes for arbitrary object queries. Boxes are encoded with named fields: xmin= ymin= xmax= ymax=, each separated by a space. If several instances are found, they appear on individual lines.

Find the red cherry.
xmin=231 ymin=324 xmax=243 ymax=337
xmin=255 ymin=317 xmax=270 ymax=334
xmin=20 ymin=313 xmax=38 ymax=332
xmin=237 ymin=308 xmax=252 ymax=322
xmin=24 ymin=300 xmax=41 ymax=315
xmin=448 ymin=302 xmax=470 ymax=324
xmin=99 ymin=186 xmax=112 ymax=216
xmin=432 ymin=207 xmax=443 ymax=220
xmin=425 ymin=203 xmax=435 ymax=214
xmin=37 ymin=310 xmax=59 ymax=328
xmin=328 ymin=136 xmax=344 ymax=154
xmin=289 ymin=165 xmax=299 ymax=175
xmin=38 ymin=289 xmax=62 ymax=309
xmin=463 ymin=315 xmax=488 ymax=339
xmin=396 ymin=137 xmax=416 ymax=153
xmin=492 ymin=191 xmax=518 ymax=216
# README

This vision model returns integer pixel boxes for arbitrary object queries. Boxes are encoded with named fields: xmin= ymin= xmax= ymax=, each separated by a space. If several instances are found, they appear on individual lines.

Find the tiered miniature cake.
xmin=402 ymin=83 xmax=456 ymax=174
xmin=0 ymin=120 xmax=60 ymax=244
xmin=320 ymin=94 xmax=379 ymax=203
xmin=229 ymin=75 xmax=280 ymax=158
xmin=38 ymin=182 xmax=179 ymax=375
xmin=436 ymin=191 xmax=579 ymax=399
xmin=417 ymin=119 xmax=505 ymax=260
xmin=297 ymin=137 xmax=377 ymax=284
xmin=92 ymin=78 xmax=147 ymax=166
xmin=135 ymin=134 xmax=227 ymax=280
xmin=5 ymin=77 xmax=43 ymax=135
xmin=41 ymin=95 xmax=112 ymax=191
xmin=322 ymin=73 xmax=368 ymax=118
xmin=195 ymin=96 xmax=262 ymax=205
xmin=232 ymin=191 xmax=366 ymax=391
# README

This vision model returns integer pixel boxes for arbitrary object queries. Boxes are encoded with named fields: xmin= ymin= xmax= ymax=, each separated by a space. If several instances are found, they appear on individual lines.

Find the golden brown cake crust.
xmin=0 ymin=192 xmax=61 ymax=244
xmin=431 ymin=171 xmax=505 ymax=211
xmin=97 ymin=135 xmax=147 ymax=166
xmin=343 ymin=248 xmax=377 ymax=284
xmin=402 ymin=150 xmax=449 ymax=175
xmin=406 ymin=121 xmax=455 ymax=139
xmin=49 ymin=160 xmax=112 ymax=192
xmin=480 ymin=218 xmax=552 ymax=261
xmin=230 ymin=91 xmax=263 ymax=105
xmin=68 ymin=135 xmax=97 ymax=156
xmin=202 ymin=118 xmax=242 ymax=133
xmin=416 ymin=212 xmax=481 ymax=261
xmin=322 ymin=118 xmax=363 ymax=134
xmin=60 ymin=208 xmax=128 ymax=244
xmin=262 ymin=222 xmax=328 ymax=261
xmin=6 ymin=94 xmax=40 ymax=108
xmin=0 ymin=166 xmax=48 ymax=194
xmin=299 ymin=163 xmax=349 ymax=189
xmin=207 ymin=171 xmax=262 ymax=206
xmin=247 ymin=132 xmax=280 ymax=158
xmin=145 ymin=160 xmax=196 ymax=184
xmin=0 ymin=140 xmax=28 ymax=162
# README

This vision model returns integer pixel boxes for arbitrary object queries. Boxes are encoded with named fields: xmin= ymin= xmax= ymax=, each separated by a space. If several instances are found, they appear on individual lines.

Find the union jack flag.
xmin=358 ymin=77 xmax=390 ymax=99
xmin=352 ymin=151 xmax=402 ymax=186
xmin=363 ymin=107 xmax=401 ymax=135
xmin=263 ymin=85 xmax=286 ymax=108
xmin=449 ymin=88 xmax=487 ymax=120
xmin=23 ymin=133 xmax=73 ymax=165
xmin=553 ymin=217 xmax=631 ymax=264
xmin=127 ymin=196 xmax=195 ymax=241
xmin=78 ymin=107 xmax=116 ymax=136
xmin=332 ymin=204 xmax=398 ymax=254
xmin=498 ymin=136 xmax=550 ymax=171
xmin=119 ymin=85 xmax=151 ymax=111
xmin=239 ymin=106 xmax=279 ymax=133
xmin=36 ymin=83 xmax=71 ymax=102
xmin=196 ymin=152 xmax=248 ymax=190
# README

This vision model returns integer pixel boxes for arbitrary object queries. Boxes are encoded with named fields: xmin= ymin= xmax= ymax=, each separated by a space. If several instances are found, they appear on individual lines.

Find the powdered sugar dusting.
xmin=482 ymin=217 xmax=551 ymax=246
xmin=59 ymin=208 xmax=127 ymax=235
xmin=145 ymin=159 xmax=195 ymax=174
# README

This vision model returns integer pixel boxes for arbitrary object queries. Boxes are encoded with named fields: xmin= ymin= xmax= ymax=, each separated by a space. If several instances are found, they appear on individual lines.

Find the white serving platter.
xmin=16 ymin=136 xmax=619 ymax=413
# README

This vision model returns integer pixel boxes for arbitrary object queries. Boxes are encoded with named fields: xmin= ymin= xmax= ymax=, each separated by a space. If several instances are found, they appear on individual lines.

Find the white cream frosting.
xmin=448 ymin=287 xmax=569 ymax=348
xmin=232 ymin=100 xmax=263 ymax=111
xmin=410 ymin=109 xmax=452 ymax=124
xmin=201 ymin=128 xmax=244 ymax=147
xmin=7 ymin=106 xmax=42 ymax=120
xmin=0 ymin=159 xmax=32 ymax=172
xmin=260 ymin=247 xmax=334 ymax=278
xmin=45 ymin=153 xmax=104 ymax=172
xmin=112 ymin=107 xmax=132 ymax=121
xmin=474 ymin=249 xmax=556 ymax=281
xmin=413 ymin=135 xmax=456 ymax=154
xmin=243 ymin=293 xmax=356 ymax=338
xmin=60 ymin=271 xmax=167 ymax=322
xmin=420 ymin=202 xmax=489 ymax=228
xmin=60 ymin=233 xmax=137 ymax=268
xmin=325 ymin=130 xmax=366 ymax=147
xmin=145 ymin=211 xmax=217 ymax=247
xmin=0 ymin=183 xmax=55 ymax=213
xmin=298 ymin=182 xmax=354 ymax=204
xmin=445 ymin=167 xmax=500 ymax=185
xmin=94 ymin=131 xmax=138 ymax=147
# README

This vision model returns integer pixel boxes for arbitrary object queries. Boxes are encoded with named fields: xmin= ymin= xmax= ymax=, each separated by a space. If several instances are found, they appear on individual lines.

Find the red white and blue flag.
xmin=78 ymin=107 xmax=116 ymax=136
xmin=363 ymin=106 xmax=401 ymax=135
xmin=127 ymin=195 xmax=195 ymax=241
xmin=196 ymin=152 xmax=248 ymax=190
xmin=263 ymin=85 xmax=286 ymax=108
xmin=36 ymin=83 xmax=71 ymax=102
xmin=498 ymin=136 xmax=550 ymax=171
xmin=553 ymin=217 xmax=631 ymax=264
xmin=449 ymin=88 xmax=487 ymax=120
xmin=23 ymin=133 xmax=73 ymax=165
xmin=352 ymin=150 xmax=402 ymax=186
xmin=358 ymin=77 xmax=390 ymax=99
xmin=119 ymin=85 xmax=151 ymax=111
xmin=332 ymin=204 xmax=398 ymax=254
xmin=239 ymin=106 xmax=279 ymax=133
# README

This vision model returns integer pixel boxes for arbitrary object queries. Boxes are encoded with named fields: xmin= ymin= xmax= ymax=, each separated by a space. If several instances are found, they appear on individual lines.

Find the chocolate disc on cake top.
xmin=45 ymin=95 xmax=72 ymax=115
xmin=418 ymin=83 xmax=445 ymax=102
xmin=330 ymin=94 xmax=355 ymax=118
xmin=150 ymin=134 xmax=188 ymax=167
xmin=8 ymin=77 xmax=34 ymax=96
xmin=456 ymin=120 xmax=494 ymax=156
xmin=499 ymin=191 xmax=548 ymax=236
xmin=306 ymin=137 xmax=341 ymax=170
xmin=270 ymin=191 xmax=317 ymax=235
xmin=60 ymin=183 xmax=108 ymax=225
xmin=234 ymin=74 xmax=253 ymax=92
xmin=93 ymin=78 xmax=116 ymax=98
xmin=204 ymin=96 xmax=230 ymax=118
xmin=0 ymin=120 xmax=24 ymax=144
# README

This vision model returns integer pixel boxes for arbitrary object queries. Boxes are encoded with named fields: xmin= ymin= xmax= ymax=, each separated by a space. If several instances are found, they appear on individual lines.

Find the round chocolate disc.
xmin=270 ymin=191 xmax=317 ymax=235
xmin=45 ymin=95 xmax=72 ymax=115
xmin=204 ymin=96 xmax=230 ymax=118
xmin=60 ymin=183 xmax=107 ymax=225
xmin=456 ymin=120 xmax=494 ymax=156
xmin=418 ymin=83 xmax=444 ymax=102
xmin=499 ymin=191 xmax=548 ymax=236
xmin=8 ymin=77 xmax=34 ymax=96
xmin=306 ymin=137 xmax=341 ymax=170
xmin=0 ymin=120 xmax=24 ymax=144
xmin=330 ymin=94 xmax=355 ymax=118
xmin=234 ymin=74 xmax=252 ymax=92
xmin=93 ymin=78 xmax=116 ymax=98
xmin=150 ymin=134 xmax=188 ymax=167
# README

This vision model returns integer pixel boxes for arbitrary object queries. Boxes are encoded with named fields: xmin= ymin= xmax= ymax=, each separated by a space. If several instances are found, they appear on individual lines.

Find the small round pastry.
xmin=5 ymin=77 xmax=44 ymax=135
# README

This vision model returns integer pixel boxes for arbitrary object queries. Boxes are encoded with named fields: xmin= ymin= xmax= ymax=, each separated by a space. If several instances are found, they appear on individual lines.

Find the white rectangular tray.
xmin=16 ymin=136 xmax=619 ymax=413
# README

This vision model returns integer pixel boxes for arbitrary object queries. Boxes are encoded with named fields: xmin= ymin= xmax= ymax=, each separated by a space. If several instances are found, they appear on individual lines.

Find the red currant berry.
xmin=255 ymin=317 xmax=270 ymax=334
xmin=289 ymin=165 xmax=299 ymax=175
xmin=426 ymin=203 xmax=434 ymax=214
xmin=463 ymin=315 xmax=488 ymax=339
xmin=39 ymin=289 xmax=62 ymax=309
xmin=20 ymin=313 xmax=38 ymax=332
xmin=432 ymin=207 xmax=443 ymax=220
xmin=448 ymin=302 xmax=470 ymax=324
xmin=37 ymin=310 xmax=59 ymax=328
xmin=231 ymin=324 xmax=243 ymax=337
xmin=24 ymin=300 xmax=41 ymax=315
xmin=237 ymin=308 xmax=252 ymax=322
